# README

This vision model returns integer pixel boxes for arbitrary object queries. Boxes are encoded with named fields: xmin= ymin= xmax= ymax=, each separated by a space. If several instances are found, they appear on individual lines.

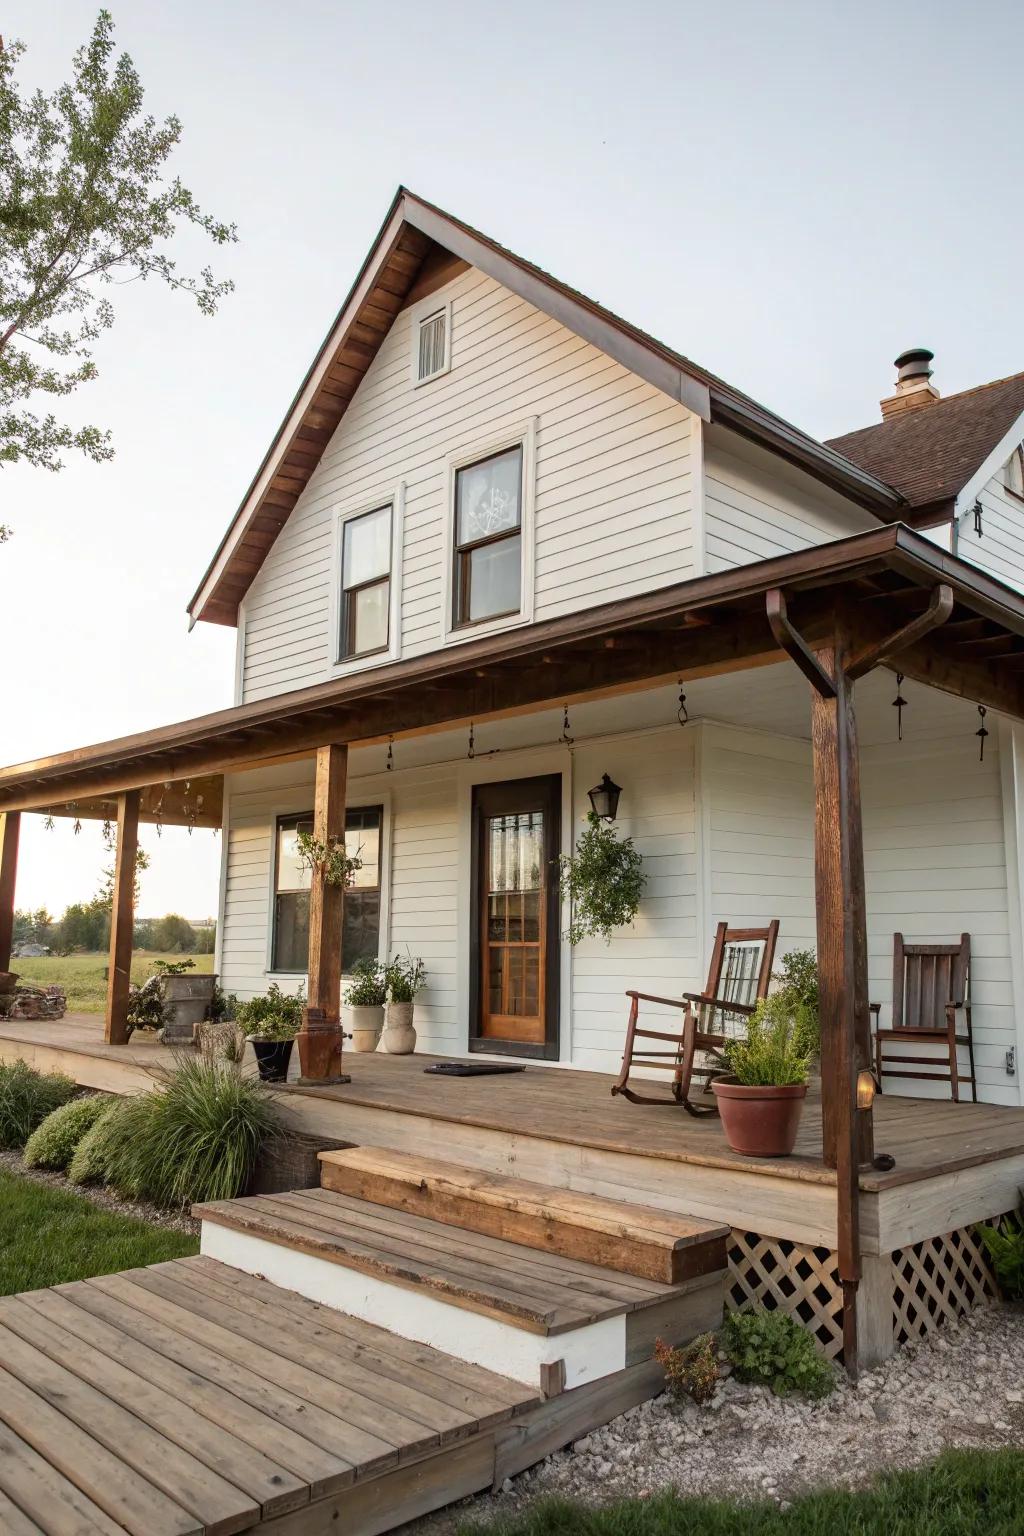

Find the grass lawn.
xmin=8 ymin=951 xmax=214 ymax=1013
xmin=0 ymin=1167 xmax=198 ymax=1294
xmin=457 ymin=1452 xmax=1024 ymax=1535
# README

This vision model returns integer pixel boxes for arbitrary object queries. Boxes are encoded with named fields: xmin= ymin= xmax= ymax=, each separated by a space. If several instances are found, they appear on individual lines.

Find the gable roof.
xmin=826 ymin=372 xmax=1024 ymax=517
xmin=187 ymin=188 xmax=905 ymax=627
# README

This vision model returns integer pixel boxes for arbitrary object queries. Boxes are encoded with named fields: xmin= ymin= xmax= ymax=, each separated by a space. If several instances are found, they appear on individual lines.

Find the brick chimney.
xmin=881 ymin=347 xmax=939 ymax=419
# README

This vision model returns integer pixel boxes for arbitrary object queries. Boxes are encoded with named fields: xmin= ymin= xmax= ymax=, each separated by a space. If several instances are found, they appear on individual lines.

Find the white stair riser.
xmin=200 ymin=1221 xmax=627 ymax=1390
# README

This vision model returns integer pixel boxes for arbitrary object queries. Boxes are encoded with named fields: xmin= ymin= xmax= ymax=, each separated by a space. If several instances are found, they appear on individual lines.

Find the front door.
xmin=470 ymin=775 xmax=561 ymax=1058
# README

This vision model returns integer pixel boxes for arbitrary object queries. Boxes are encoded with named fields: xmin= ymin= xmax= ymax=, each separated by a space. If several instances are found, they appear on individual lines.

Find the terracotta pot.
xmin=383 ymin=1000 xmax=416 ymax=1054
xmin=711 ymin=1077 xmax=808 ymax=1157
xmin=348 ymin=1003 xmax=384 ymax=1053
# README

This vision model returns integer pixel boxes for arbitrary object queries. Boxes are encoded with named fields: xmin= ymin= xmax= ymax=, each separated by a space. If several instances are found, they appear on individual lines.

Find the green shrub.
xmin=90 ymin=1058 xmax=280 ymax=1207
xmin=978 ymin=1209 xmax=1024 ymax=1300
xmin=67 ymin=1099 xmax=129 ymax=1186
xmin=343 ymin=959 xmax=387 ymax=1007
xmin=23 ymin=1094 xmax=112 ymax=1170
xmin=721 ymin=1307 xmax=835 ymax=1399
xmin=0 ymin=1060 xmax=77 ymax=1149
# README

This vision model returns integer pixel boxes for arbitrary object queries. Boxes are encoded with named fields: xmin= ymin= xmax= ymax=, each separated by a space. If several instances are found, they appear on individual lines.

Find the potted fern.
xmin=711 ymin=993 xmax=817 ymax=1157
xmin=344 ymin=959 xmax=387 ymax=1052
xmin=558 ymin=811 xmax=646 ymax=944
xmin=235 ymin=984 xmax=304 ymax=1081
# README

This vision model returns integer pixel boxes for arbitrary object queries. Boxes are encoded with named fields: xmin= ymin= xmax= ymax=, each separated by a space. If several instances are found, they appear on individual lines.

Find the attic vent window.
xmin=414 ymin=301 xmax=450 ymax=385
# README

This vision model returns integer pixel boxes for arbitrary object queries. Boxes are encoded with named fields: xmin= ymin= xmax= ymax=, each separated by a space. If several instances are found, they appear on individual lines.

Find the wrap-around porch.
xmin=4 ymin=525 xmax=1024 ymax=1371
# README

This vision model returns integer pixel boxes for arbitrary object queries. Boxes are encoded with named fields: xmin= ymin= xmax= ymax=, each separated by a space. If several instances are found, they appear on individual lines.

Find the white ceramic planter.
xmin=348 ymin=1002 xmax=384 ymax=1053
xmin=383 ymin=1000 xmax=417 ymax=1055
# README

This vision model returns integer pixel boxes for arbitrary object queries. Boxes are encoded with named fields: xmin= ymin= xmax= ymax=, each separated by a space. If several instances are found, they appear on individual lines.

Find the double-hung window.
xmin=453 ymin=445 xmax=523 ymax=627
xmin=339 ymin=505 xmax=391 ymax=660
xmin=272 ymin=807 xmax=383 ymax=974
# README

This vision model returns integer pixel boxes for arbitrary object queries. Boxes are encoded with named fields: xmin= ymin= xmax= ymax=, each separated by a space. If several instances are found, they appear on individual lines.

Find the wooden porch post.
xmin=105 ymin=790 xmax=139 ymax=1045
xmin=296 ymin=744 xmax=350 ymax=1084
xmin=0 ymin=811 xmax=20 ymax=973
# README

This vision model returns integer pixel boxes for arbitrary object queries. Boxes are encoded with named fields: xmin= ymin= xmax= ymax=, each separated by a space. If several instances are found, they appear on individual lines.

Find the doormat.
xmin=423 ymin=1063 xmax=527 ymax=1077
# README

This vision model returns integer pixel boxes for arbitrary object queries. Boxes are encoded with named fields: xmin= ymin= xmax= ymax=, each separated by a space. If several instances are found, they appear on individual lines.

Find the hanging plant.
xmin=558 ymin=811 xmax=646 ymax=945
xmin=294 ymin=830 xmax=361 ymax=888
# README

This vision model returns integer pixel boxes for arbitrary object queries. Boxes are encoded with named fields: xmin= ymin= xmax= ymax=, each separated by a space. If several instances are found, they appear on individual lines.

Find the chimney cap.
xmin=894 ymin=347 xmax=934 ymax=379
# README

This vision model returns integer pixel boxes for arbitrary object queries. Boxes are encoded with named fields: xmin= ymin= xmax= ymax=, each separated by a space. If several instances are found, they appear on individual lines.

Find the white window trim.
xmin=328 ymin=483 xmax=405 ymax=676
xmin=264 ymin=785 xmax=393 ymax=986
xmin=411 ymin=296 xmax=452 ymax=387
xmin=441 ymin=417 xmax=537 ymax=648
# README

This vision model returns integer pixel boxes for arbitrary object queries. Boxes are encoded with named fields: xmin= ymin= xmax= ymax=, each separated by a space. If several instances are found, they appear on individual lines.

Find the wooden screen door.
xmin=470 ymin=775 xmax=561 ymax=1057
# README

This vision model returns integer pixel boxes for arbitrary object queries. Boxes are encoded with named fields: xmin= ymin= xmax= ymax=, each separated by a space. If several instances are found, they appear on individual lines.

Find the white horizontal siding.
xmin=958 ymin=465 xmax=1024 ymax=594
xmin=703 ymin=424 xmax=872 ymax=573
xmin=241 ymin=266 xmax=695 ymax=701
xmin=387 ymin=768 xmax=459 ymax=1054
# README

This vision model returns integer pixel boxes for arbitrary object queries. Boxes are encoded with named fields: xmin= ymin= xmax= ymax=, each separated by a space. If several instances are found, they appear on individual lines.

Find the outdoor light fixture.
xmin=587 ymin=773 xmax=622 ymax=822
xmin=856 ymin=1069 xmax=877 ymax=1111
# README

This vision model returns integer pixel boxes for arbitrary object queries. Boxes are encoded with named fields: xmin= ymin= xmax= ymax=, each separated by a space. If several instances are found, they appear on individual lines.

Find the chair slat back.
xmin=891 ymin=932 xmax=971 ymax=1030
xmin=700 ymin=920 xmax=780 ymax=1036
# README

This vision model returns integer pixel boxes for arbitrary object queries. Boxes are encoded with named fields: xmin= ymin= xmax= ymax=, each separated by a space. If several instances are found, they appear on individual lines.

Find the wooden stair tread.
xmin=194 ymin=1190 xmax=698 ymax=1336
xmin=317 ymin=1145 xmax=729 ymax=1284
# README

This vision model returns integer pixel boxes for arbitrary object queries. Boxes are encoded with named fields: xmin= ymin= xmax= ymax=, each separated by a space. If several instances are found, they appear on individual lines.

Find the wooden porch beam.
xmin=104 ymin=791 xmax=139 ymax=1046
xmin=296 ymin=745 xmax=350 ymax=1084
xmin=0 ymin=811 xmax=20 ymax=973
xmin=845 ymin=584 xmax=954 ymax=681
xmin=766 ymin=589 xmax=837 ymax=697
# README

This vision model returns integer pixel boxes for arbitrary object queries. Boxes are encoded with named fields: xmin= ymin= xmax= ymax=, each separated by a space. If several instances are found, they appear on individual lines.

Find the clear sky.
xmin=2 ymin=0 xmax=1022 ymax=919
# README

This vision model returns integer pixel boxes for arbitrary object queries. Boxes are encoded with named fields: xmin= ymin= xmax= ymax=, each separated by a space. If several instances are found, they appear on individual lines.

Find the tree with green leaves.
xmin=0 ymin=10 xmax=236 ymax=534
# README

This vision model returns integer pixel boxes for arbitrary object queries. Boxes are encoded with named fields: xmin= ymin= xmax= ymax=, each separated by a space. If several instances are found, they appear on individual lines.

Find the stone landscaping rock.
xmin=405 ymin=1301 xmax=1024 ymax=1534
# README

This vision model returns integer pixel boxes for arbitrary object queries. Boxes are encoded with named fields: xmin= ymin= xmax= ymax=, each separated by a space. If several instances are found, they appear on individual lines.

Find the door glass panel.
xmin=523 ymin=890 xmax=540 ymax=943
xmin=488 ymin=946 xmax=504 ymax=1014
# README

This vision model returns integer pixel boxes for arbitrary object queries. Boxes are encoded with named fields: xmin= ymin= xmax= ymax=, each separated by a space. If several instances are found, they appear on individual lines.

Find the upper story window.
xmin=413 ymin=300 xmax=451 ymax=386
xmin=340 ymin=504 xmax=391 ymax=659
xmin=273 ymin=808 xmax=382 ymax=974
xmin=453 ymin=445 xmax=523 ymax=627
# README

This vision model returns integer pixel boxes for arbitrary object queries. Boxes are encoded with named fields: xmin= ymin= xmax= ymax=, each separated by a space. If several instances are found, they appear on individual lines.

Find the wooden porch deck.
xmin=3 ymin=1013 xmax=1023 ymax=1196
xmin=0 ymin=1256 xmax=546 ymax=1535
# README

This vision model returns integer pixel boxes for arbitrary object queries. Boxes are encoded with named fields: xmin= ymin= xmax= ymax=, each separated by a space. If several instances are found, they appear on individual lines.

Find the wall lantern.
xmin=856 ymin=1068 xmax=877 ymax=1111
xmin=587 ymin=773 xmax=622 ymax=822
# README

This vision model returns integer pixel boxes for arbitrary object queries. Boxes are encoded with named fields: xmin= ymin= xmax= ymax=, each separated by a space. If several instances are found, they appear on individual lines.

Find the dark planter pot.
xmin=250 ymin=1038 xmax=294 ymax=1083
xmin=711 ymin=1077 xmax=808 ymax=1158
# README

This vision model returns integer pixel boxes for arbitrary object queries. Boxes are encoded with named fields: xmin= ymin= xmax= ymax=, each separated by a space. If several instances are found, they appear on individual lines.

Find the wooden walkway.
xmin=0 ymin=1256 xmax=537 ymax=1534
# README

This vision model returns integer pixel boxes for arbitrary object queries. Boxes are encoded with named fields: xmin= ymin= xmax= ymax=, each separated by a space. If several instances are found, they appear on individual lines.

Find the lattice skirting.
xmin=891 ymin=1220 xmax=1002 ymax=1347
xmin=727 ymin=1230 xmax=845 ymax=1360
xmin=728 ymin=1216 xmax=1008 ymax=1365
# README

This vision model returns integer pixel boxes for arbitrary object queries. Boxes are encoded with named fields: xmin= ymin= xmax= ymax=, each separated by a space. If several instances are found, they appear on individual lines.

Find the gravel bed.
xmin=406 ymin=1302 xmax=1024 ymax=1532
xmin=0 ymin=1149 xmax=199 ymax=1236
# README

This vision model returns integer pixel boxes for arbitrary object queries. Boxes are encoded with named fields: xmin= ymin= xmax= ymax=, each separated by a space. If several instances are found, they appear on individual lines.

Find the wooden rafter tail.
xmin=846 ymin=583 xmax=955 ymax=681
xmin=765 ymin=588 xmax=837 ymax=698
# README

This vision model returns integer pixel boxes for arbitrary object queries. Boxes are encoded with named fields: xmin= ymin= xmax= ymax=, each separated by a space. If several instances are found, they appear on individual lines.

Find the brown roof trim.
xmin=187 ymin=189 xmax=905 ymax=628
xmin=11 ymin=525 xmax=1024 ymax=813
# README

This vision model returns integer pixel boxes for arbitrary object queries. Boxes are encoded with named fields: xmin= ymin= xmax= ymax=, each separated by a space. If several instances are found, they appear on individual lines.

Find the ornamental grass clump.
xmin=0 ymin=1060 xmax=77 ymax=1149
xmin=23 ymin=1093 xmax=112 ymax=1170
xmin=67 ymin=1100 xmax=123 ymax=1186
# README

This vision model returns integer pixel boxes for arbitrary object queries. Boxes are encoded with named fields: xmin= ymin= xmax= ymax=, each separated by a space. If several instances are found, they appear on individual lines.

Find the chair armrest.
xmin=624 ymin=991 xmax=689 ymax=1010
xmin=682 ymin=992 xmax=757 ymax=1016
xmin=869 ymin=1003 xmax=881 ymax=1017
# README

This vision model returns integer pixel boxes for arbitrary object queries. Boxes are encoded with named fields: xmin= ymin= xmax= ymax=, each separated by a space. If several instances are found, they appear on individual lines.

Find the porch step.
xmin=194 ymin=1188 xmax=725 ymax=1391
xmin=318 ymin=1145 xmax=728 ymax=1284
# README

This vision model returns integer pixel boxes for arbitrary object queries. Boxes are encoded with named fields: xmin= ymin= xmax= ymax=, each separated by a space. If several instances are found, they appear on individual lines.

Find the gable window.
xmin=272 ymin=807 xmax=382 ymax=974
xmin=414 ymin=301 xmax=451 ymax=385
xmin=340 ymin=505 xmax=391 ymax=659
xmin=453 ymin=445 xmax=523 ymax=627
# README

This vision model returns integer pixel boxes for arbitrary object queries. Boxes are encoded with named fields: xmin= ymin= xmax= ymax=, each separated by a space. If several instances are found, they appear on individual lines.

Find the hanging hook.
xmin=560 ymin=704 xmax=574 ymax=747
xmin=468 ymin=723 xmax=475 ymax=761
xmin=43 ymin=814 xmax=55 ymax=832
xmin=977 ymin=704 xmax=989 ymax=762
xmin=386 ymin=733 xmax=394 ymax=772
xmin=677 ymin=682 xmax=689 ymax=726
xmin=892 ymin=672 xmax=907 ymax=742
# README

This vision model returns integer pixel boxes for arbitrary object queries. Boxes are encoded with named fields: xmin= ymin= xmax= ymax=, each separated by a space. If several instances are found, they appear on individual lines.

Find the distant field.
xmin=8 ymin=953 xmax=215 ymax=1014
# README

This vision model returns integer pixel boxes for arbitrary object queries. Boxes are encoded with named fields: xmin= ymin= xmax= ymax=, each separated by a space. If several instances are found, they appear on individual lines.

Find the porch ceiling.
xmin=4 ymin=524 xmax=1024 ymax=818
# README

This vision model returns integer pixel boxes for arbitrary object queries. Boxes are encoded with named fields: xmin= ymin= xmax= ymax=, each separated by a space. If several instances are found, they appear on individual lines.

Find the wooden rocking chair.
xmin=612 ymin=920 xmax=780 ymax=1114
xmin=871 ymin=932 xmax=976 ymax=1102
